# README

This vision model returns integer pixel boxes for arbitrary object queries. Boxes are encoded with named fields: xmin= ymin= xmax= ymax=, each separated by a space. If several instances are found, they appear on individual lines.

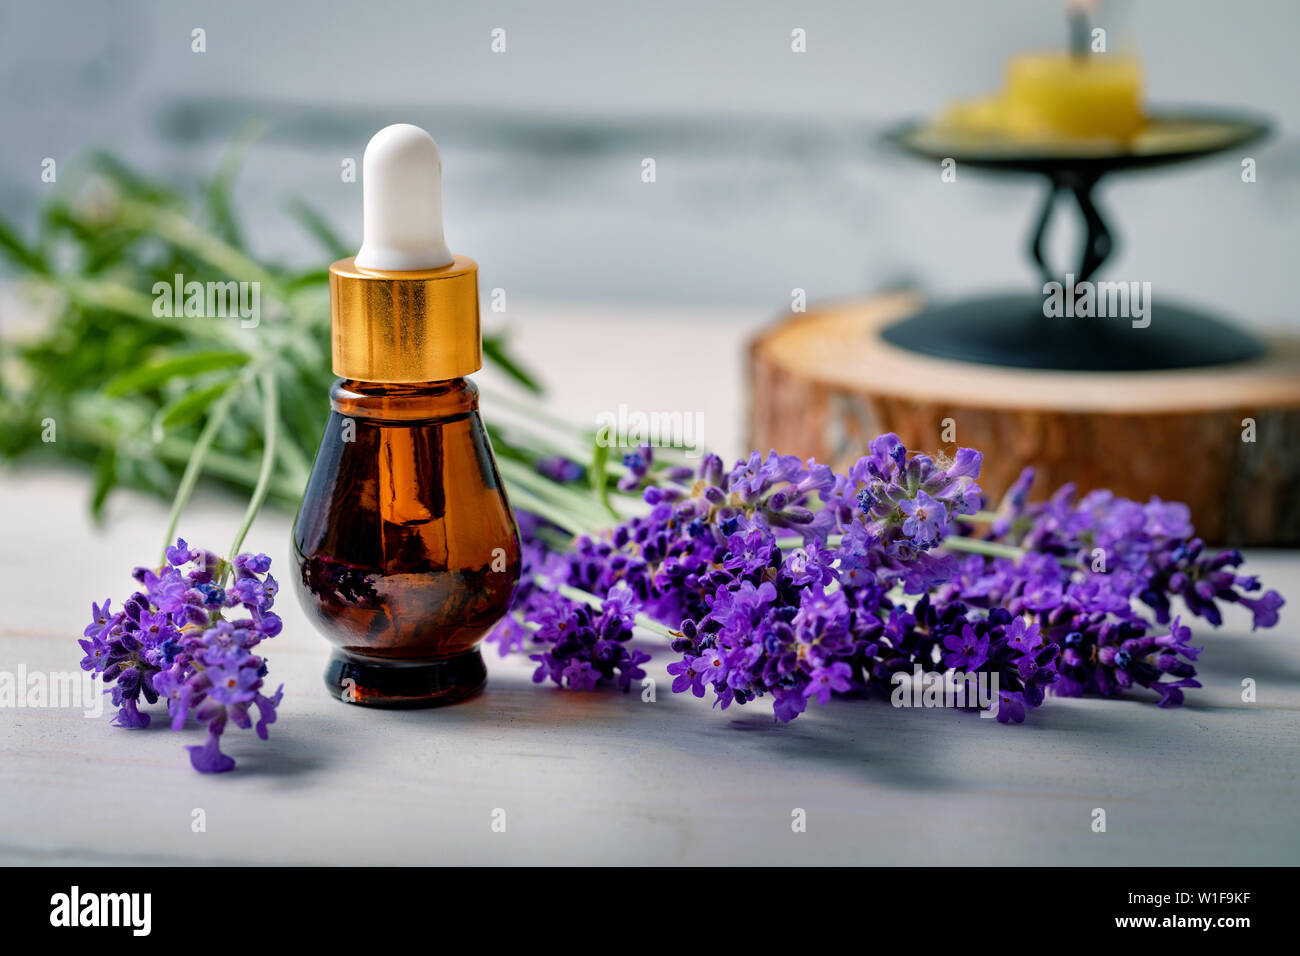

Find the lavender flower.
xmin=537 ymin=456 xmax=585 ymax=484
xmin=78 ymin=539 xmax=283 ymax=772
xmin=486 ymin=435 xmax=1284 ymax=726
xmin=900 ymin=490 xmax=947 ymax=546
xmin=506 ymin=579 xmax=652 ymax=692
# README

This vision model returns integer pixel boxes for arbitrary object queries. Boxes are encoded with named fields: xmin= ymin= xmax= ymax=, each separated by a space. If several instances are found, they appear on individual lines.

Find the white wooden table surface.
xmin=1 ymin=304 xmax=1297 ymax=866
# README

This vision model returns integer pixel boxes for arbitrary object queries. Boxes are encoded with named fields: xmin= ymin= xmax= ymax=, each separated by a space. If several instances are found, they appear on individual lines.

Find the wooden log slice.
xmin=748 ymin=293 xmax=1300 ymax=546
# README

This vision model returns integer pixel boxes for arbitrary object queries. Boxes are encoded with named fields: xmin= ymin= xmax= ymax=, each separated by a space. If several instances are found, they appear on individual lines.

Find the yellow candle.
xmin=1003 ymin=53 xmax=1143 ymax=141
xmin=935 ymin=94 xmax=1008 ymax=135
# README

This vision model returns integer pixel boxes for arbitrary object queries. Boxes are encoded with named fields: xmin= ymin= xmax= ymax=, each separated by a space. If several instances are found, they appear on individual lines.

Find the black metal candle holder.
xmin=880 ymin=110 xmax=1271 ymax=371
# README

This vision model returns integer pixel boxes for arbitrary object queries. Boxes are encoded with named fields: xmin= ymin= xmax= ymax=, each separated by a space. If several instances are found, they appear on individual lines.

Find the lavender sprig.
xmin=488 ymin=436 xmax=1285 ymax=724
xmin=79 ymin=540 xmax=284 ymax=772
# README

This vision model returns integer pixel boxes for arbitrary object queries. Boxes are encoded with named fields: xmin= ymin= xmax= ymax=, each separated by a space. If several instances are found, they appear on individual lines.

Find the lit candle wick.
xmin=1067 ymin=0 xmax=1094 ymax=59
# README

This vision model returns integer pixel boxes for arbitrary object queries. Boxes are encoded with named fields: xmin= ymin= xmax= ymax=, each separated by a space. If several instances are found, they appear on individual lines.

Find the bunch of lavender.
xmin=488 ymin=435 xmax=1284 ymax=724
xmin=79 ymin=539 xmax=284 ymax=772
xmin=949 ymin=470 xmax=1286 ymax=705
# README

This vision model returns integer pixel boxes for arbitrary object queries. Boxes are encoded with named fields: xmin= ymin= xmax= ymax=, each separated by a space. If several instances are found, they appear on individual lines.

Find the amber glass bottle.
xmin=291 ymin=252 xmax=520 ymax=707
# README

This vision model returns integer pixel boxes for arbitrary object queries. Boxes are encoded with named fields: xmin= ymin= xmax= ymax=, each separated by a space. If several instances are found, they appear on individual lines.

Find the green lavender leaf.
xmin=0 ymin=214 xmax=47 ymax=273
xmin=84 ymin=150 xmax=184 ymax=205
xmin=90 ymin=446 xmax=118 ymax=520
xmin=590 ymin=436 xmax=616 ymax=517
xmin=152 ymin=377 xmax=238 ymax=438
xmin=483 ymin=334 xmax=543 ymax=395
xmin=104 ymin=350 xmax=250 ymax=397
xmin=205 ymin=119 xmax=269 ymax=249
xmin=283 ymin=268 xmax=331 ymax=292
xmin=283 ymin=197 xmax=351 ymax=260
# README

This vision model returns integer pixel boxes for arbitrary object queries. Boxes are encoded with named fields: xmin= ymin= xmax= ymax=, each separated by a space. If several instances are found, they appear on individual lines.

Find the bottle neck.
xmin=330 ymin=377 xmax=478 ymax=423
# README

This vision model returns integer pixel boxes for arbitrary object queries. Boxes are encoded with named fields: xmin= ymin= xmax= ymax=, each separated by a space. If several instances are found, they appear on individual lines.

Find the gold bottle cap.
xmin=329 ymin=255 xmax=482 ymax=383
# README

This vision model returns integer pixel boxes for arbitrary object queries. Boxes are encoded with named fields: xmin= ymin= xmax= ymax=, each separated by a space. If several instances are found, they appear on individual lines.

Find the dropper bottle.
xmin=291 ymin=124 xmax=521 ymax=707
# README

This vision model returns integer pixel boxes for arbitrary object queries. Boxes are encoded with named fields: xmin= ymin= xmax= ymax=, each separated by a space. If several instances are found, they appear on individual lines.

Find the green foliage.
xmin=0 ymin=132 xmax=540 ymax=522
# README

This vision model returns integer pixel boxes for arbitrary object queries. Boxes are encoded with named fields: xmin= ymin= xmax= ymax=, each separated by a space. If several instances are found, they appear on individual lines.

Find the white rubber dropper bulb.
xmin=354 ymin=124 xmax=456 ymax=271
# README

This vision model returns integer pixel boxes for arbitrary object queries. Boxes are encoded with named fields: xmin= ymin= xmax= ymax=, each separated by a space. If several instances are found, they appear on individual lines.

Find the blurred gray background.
xmin=1 ymin=0 xmax=1297 ymax=324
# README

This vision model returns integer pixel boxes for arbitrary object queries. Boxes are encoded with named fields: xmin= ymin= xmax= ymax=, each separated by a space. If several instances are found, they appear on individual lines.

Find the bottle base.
xmin=325 ymin=648 xmax=487 ymax=708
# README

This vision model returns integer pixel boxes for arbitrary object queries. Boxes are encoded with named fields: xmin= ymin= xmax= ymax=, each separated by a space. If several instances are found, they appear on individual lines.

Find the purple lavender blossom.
xmin=518 ymin=584 xmax=652 ymax=692
xmin=485 ymin=435 xmax=1284 ymax=725
xmin=899 ymin=490 xmax=947 ymax=546
xmin=943 ymin=625 xmax=989 ymax=670
xmin=79 ymin=540 xmax=284 ymax=772
xmin=537 ymin=456 xmax=585 ymax=484
xmin=993 ymin=690 xmax=1027 ymax=724
xmin=804 ymin=662 xmax=852 ymax=705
